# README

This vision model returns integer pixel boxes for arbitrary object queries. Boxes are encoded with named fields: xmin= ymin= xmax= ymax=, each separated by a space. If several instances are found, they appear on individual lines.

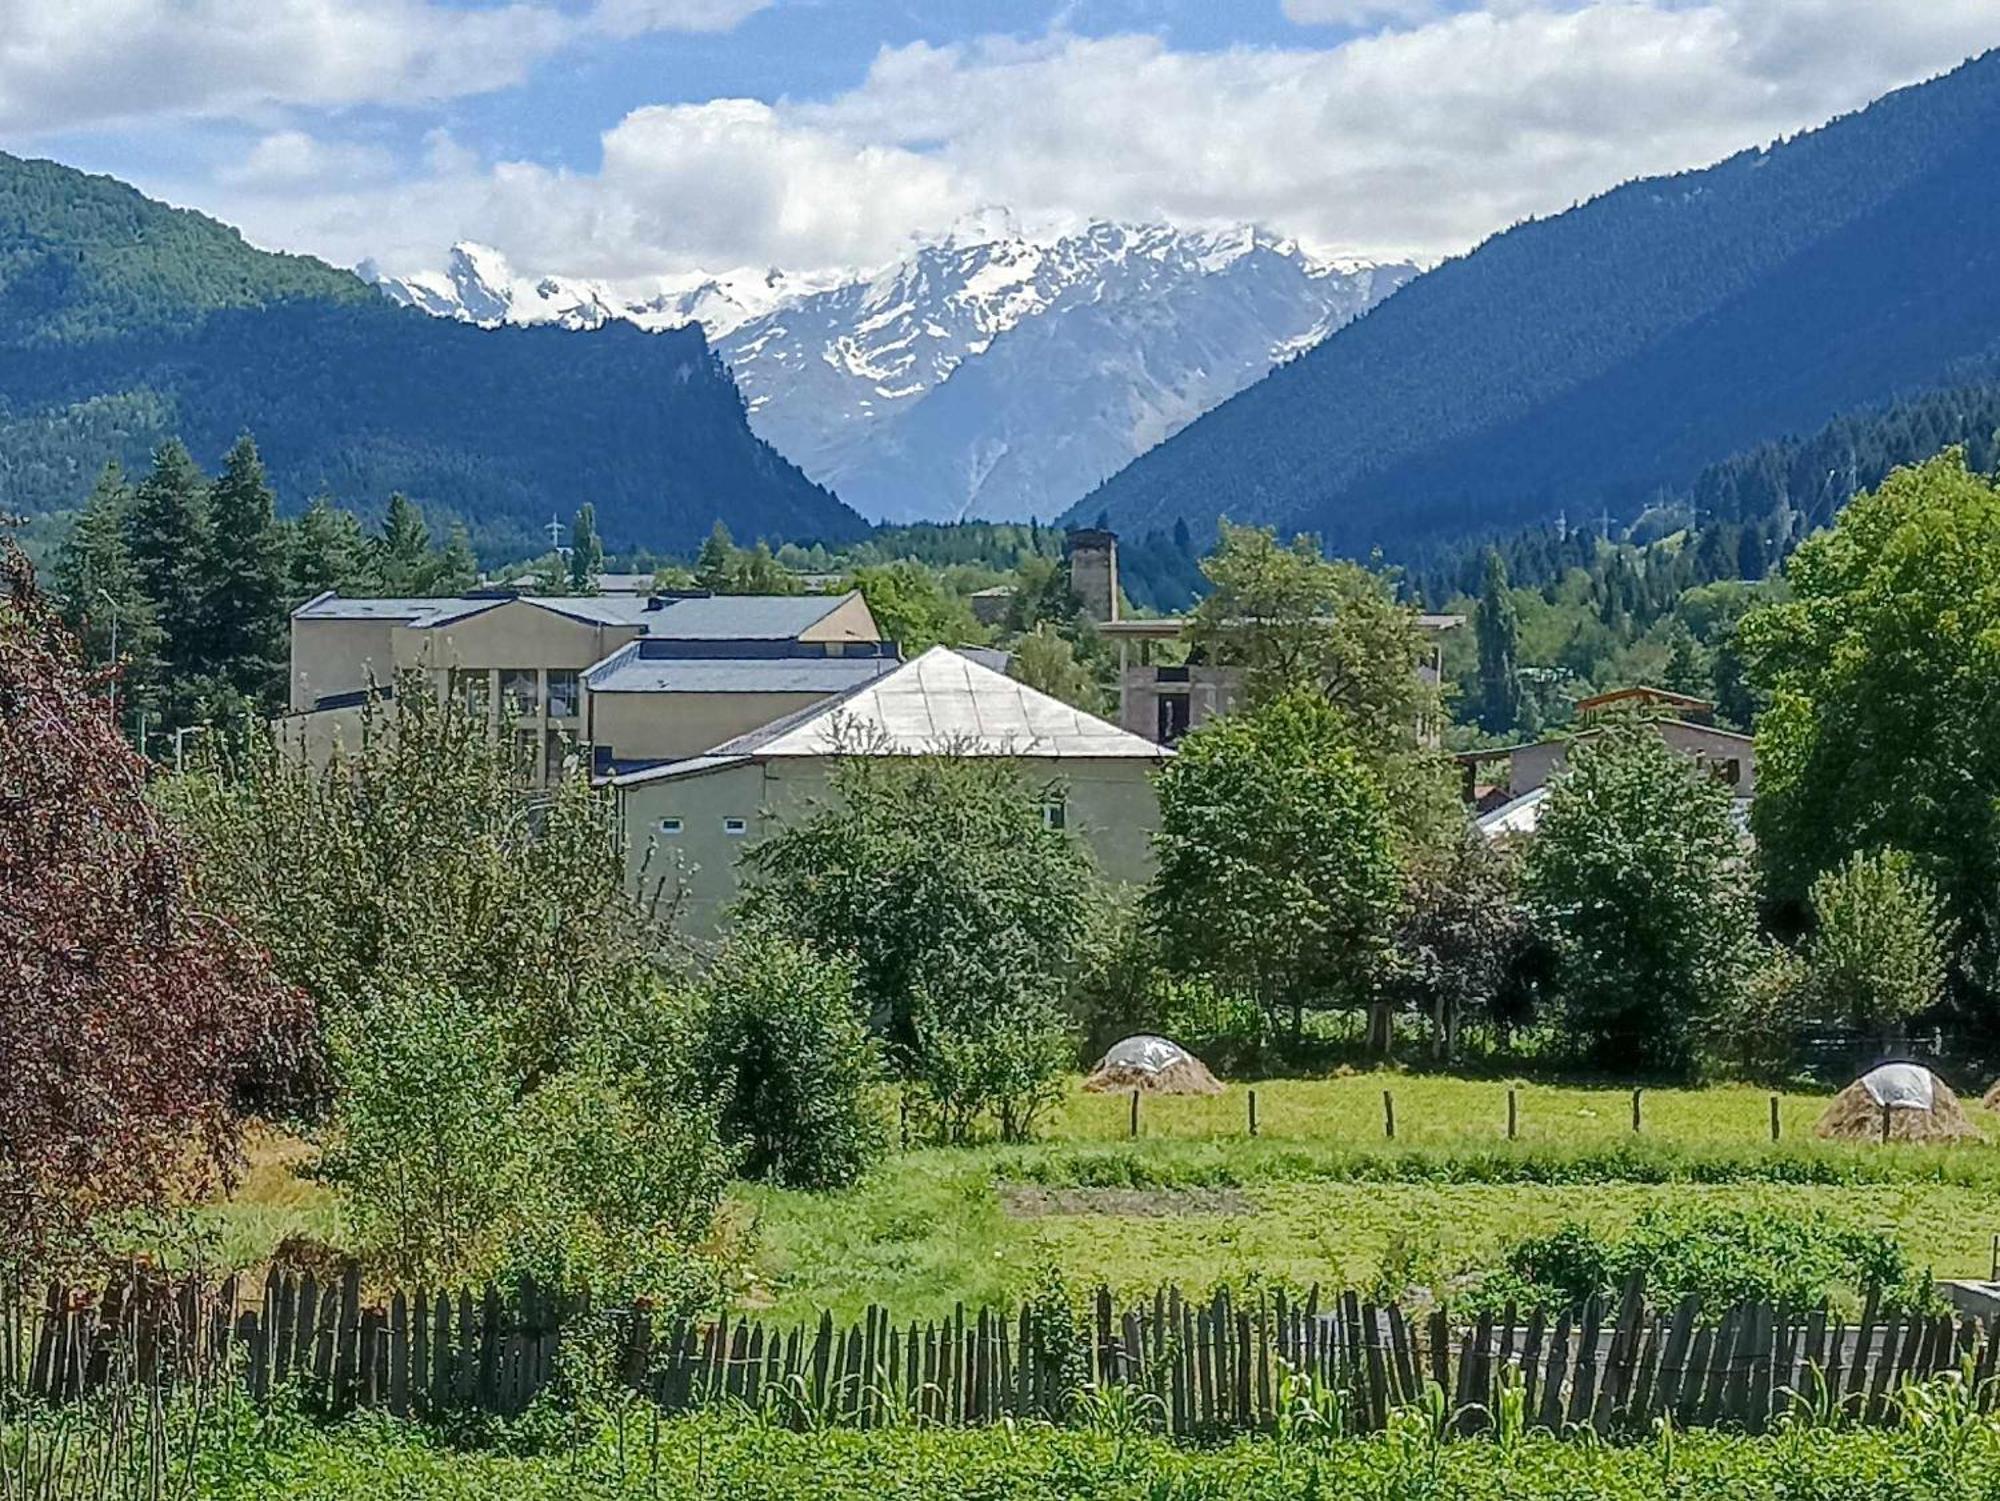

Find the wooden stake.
xmin=1383 ymin=1089 xmax=1395 ymax=1140
xmin=1769 ymin=1095 xmax=1781 ymax=1143
xmin=1880 ymin=1101 xmax=1891 ymax=1144
xmin=1130 ymin=1090 xmax=1140 ymax=1139
xmin=1632 ymin=1089 xmax=1643 ymax=1134
xmin=1507 ymin=1088 xmax=1518 ymax=1141
xmin=1247 ymin=1089 xmax=1258 ymax=1138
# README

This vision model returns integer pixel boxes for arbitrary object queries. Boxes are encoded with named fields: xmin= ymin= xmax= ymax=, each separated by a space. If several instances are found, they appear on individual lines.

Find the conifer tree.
xmin=568 ymin=505 xmax=604 ymax=594
xmin=374 ymin=493 xmax=432 ymax=594
xmin=435 ymin=524 xmax=479 ymax=595
xmin=1473 ymin=550 xmax=1521 ymax=734
xmin=202 ymin=435 xmax=289 ymax=710
xmin=126 ymin=440 xmax=213 ymax=704
xmin=289 ymin=496 xmax=372 ymax=602
xmin=694 ymin=521 xmax=735 ymax=592
xmin=52 ymin=462 xmax=162 ymax=725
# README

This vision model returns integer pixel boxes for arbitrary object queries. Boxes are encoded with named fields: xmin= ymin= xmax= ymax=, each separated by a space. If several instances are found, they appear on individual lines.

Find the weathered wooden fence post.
xmin=1507 ymin=1088 xmax=1518 ymax=1140
xmin=1770 ymin=1095 xmax=1781 ymax=1142
xmin=1632 ymin=1089 xmax=1643 ymax=1133
xmin=1382 ymin=1090 xmax=1395 ymax=1140
xmin=1247 ymin=1089 xmax=1258 ymax=1138
xmin=1129 ymin=1090 xmax=1140 ymax=1138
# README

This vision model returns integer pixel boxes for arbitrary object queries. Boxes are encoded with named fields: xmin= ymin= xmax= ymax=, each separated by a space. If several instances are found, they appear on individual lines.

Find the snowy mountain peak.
xmin=368 ymin=218 xmax=1421 ymax=524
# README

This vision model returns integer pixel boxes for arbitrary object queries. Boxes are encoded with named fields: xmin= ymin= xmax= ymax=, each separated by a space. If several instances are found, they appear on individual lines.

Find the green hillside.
xmin=0 ymin=153 xmax=864 ymax=554
xmin=1071 ymin=49 xmax=2000 ymax=558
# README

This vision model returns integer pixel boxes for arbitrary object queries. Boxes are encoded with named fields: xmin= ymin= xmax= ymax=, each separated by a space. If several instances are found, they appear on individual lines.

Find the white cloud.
xmin=173 ymin=0 xmax=2000 ymax=281
xmin=0 ymin=0 xmax=770 ymax=135
xmin=219 ymin=130 xmax=397 ymax=190
xmin=1282 ymin=0 xmax=1444 ymax=27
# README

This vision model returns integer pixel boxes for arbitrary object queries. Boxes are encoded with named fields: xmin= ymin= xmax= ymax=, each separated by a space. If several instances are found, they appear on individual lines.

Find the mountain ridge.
xmin=370 ymin=221 xmax=1419 ymax=525
xmin=1066 ymin=49 xmax=2000 ymax=555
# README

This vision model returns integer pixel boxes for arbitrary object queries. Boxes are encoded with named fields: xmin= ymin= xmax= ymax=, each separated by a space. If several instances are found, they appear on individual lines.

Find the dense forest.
xmin=0 ymin=153 xmax=864 ymax=556
xmin=1072 ymin=48 xmax=2000 ymax=558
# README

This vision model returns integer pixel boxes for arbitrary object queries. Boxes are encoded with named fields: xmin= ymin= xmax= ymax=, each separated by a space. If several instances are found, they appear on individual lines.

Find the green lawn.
xmin=737 ymin=1073 xmax=2000 ymax=1323
xmin=207 ymin=1074 xmax=2000 ymax=1323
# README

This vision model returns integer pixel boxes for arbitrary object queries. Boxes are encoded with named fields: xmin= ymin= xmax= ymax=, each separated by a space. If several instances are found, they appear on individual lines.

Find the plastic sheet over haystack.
xmin=1815 ymin=1062 xmax=1981 ymax=1143
xmin=1082 ymin=1035 xmax=1224 ymax=1095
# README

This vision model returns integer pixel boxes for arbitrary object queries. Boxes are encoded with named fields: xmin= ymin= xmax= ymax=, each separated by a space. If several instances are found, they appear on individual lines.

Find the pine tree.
xmin=289 ymin=496 xmax=371 ymax=602
xmin=435 ymin=524 xmax=479 ymax=595
xmin=374 ymin=493 xmax=432 ymax=594
xmin=51 ymin=462 xmax=162 ymax=726
xmin=1473 ymin=550 xmax=1521 ymax=734
xmin=202 ymin=435 xmax=289 ymax=710
xmin=126 ymin=440 xmax=213 ymax=697
xmin=568 ymin=505 xmax=604 ymax=594
xmin=694 ymin=521 xmax=735 ymax=592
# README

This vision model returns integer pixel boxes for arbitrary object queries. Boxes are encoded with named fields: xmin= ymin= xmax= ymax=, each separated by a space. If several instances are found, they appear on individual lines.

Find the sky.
xmin=2 ymin=0 xmax=1996 ymax=286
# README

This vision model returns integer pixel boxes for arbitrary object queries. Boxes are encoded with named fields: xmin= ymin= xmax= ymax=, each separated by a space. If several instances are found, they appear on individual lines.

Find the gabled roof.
xmin=611 ymin=646 xmax=1167 ymax=787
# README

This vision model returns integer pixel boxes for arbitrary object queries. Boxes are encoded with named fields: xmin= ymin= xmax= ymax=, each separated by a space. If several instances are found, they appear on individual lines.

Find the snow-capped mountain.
xmin=365 ymin=222 xmax=1419 ymax=524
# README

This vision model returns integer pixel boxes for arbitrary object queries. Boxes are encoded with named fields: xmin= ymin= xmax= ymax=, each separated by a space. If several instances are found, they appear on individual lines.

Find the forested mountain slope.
xmin=1072 ymin=49 xmax=2000 ymax=556
xmin=0 ymin=154 xmax=863 ymax=555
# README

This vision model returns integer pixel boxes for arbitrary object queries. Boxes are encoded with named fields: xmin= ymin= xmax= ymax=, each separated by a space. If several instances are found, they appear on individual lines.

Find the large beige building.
xmin=283 ymin=587 xmax=891 ymax=779
xmin=610 ymin=646 xmax=1172 ymax=935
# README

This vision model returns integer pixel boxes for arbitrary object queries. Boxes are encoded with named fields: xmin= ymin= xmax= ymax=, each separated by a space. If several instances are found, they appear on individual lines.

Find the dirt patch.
xmin=999 ymin=1186 xmax=1258 ymax=1219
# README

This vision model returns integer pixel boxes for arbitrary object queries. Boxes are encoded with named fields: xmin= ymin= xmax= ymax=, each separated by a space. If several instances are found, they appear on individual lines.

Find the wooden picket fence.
xmin=5 ymin=1270 xmax=1994 ymax=1437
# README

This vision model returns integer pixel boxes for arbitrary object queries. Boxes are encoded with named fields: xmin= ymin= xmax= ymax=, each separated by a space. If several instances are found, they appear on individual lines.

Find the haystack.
xmin=1083 ymin=1034 xmax=1224 ymax=1096
xmin=1814 ymin=1062 xmax=1983 ymax=1143
xmin=1982 ymin=1078 xmax=2000 ymax=1113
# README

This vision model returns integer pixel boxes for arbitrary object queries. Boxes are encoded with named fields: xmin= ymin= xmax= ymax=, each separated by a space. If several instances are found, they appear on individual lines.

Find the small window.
xmin=1042 ymin=799 xmax=1067 ymax=832
xmin=723 ymin=817 xmax=749 ymax=837
xmin=501 ymin=667 xmax=539 ymax=716
xmin=659 ymin=817 xmax=683 ymax=836
xmin=547 ymin=669 xmax=581 ymax=719
xmin=451 ymin=668 xmax=491 ymax=720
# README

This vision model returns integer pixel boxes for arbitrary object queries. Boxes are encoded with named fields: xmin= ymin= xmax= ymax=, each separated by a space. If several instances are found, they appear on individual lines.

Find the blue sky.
xmin=3 ymin=0 xmax=1995 ymax=284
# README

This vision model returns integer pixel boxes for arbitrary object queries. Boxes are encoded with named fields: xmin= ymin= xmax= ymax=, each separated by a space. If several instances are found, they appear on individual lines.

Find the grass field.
xmin=209 ymin=1074 xmax=2000 ymax=1322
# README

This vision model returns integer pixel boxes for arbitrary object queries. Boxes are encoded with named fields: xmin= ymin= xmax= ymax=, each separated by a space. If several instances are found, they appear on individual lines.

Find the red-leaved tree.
xmin=0 ymin=543 xmax=308 ymax=1273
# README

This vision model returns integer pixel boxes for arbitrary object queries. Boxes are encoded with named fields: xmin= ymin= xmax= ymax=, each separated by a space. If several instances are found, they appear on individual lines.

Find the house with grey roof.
xmin=284 ymin=586 xmax=890 ymax=780
xmin=610 ymin=645 xmax=1171 ymax=934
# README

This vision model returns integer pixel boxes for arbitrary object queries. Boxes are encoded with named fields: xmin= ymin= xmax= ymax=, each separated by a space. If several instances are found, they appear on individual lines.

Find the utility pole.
xmin=173 ymin=724 xmax=207 ymax=775
xmin=95 ymin=588 xmax=119 ymax=726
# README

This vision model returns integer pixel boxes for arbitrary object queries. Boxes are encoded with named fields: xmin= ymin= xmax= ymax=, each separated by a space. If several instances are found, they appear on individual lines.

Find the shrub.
xmin=693 ymin=932 xmax=887 ymax=1190
xmin=1475 ymin=1204 xmax=1932 ymax=1316
xmin=1708 ymin=943 xmax=1813 ymax=1083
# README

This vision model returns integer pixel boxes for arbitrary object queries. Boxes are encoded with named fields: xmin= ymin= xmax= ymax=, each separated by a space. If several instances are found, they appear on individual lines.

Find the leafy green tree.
xmin=692 ymin=931 xmax=886 ymax=1189
xmin=1803 ymin=849 xmax=1948 ymax=1046
xmin=1011 ymin=625 xmax=1101 ymax=712
xmin=1523 ymin=730 xmax=1756 ymax=1076
xmin=1147 ymin=691 xmax=1400 ymax=1044
xmin=846 ymin=561 xmax=977 ymax=651
xmin=288 ymin=495 xmax=372 ymax=602
xmin=568 ymin=504 xmax=605 ymax=594
xmin=1743 ymin=453 xmax=2000 ymax=974
xmin=1189 ymin=522 xmax=1438 ymax=763
xmin=52 ymin=461 xmax=162 ymax=721
xmin=174 ymin=679 xmax=728 ymax=1293
xmin=201 ymin=435 xmax=288 ymax=710
xmin=373 ymin=493 xmax=433 ymax=595
xmin=1474 ymin=550 xmax=1521 ymax=734
xmin=1384 ymin=828 xmax=1530 ymax=1062
xmin=735 ymin=753 xmax=1098 ymax=1142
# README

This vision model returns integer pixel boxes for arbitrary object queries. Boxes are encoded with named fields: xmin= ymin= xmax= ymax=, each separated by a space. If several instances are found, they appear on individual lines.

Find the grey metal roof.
xmin=585 ymin=653 xmax=900 ymax=696
xmin=292 ymin=594 xmax=490 ymax=624
xmin=640 ymin=593 xmax=853 ymax=641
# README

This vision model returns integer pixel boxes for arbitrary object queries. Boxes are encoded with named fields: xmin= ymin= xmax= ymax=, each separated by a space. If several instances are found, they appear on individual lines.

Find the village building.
xmin=282 ymin=586 xmax=893 ymax=780
xmin=1462 ymin=686 xmax=1757 ymax=837
xmin=609 ymin=646 xmax=1171 ymax=935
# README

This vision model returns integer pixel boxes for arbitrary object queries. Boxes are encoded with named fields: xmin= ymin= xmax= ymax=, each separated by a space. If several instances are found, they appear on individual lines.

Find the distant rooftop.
xmin=292 ymin=588 xmax=863 ymax=641
xmin=584 ymin=650 xmax=900 ymax=696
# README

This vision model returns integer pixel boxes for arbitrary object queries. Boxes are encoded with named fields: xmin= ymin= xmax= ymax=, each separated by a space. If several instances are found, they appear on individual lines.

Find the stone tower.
xmin=1065 ymin=528 xmax=1119 ymax=624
